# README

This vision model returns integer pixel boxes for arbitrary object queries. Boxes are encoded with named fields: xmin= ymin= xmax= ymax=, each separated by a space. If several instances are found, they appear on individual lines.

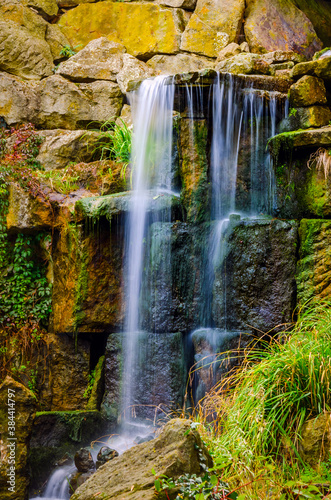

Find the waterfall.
xmin=122 ymin=76 xmax=176 ymax=421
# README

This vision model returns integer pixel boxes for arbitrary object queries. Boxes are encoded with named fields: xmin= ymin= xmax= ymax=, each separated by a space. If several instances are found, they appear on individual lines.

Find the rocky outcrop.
xmin=212 ymin=218 xmax=298 ymax=333
xmin=289 ymin=75 xmax=327 ymax=107
xmin=296 ymin=220 xmax=331 ymax=306
xmin=34 ymin=75 xmax=123 ymax=130
xmin=292 ymin=55 xmax=331 ymax=81
xmin=244 ymin=0 xmax=322 ymax=59
xmin=147 ymin=53 xmax=214 ymax=75
xmin=36 ymin=130 xmax=101 ymax=170
xmin=180 ymin=0 xmax=245 ymax=58
xmin=0 ymin=377 xmax=36 ymax=500
xmin=71 ymin=419 xmax=213 ymax=500
xmin=292 ymin=0 xmax=331 ymax=48
xmin=0 ymin=0 xmax=54 ymax=80
xmin=0 ymin=72 xmax=37 ymax=125
xmin=58 ymin=3 xmax=188 ymax=59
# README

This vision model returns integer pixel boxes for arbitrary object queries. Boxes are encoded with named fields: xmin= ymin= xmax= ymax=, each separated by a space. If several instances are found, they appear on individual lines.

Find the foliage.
xmin=60 ymin=45 xmax=78 ymax=58
xmin=289 ymin=108 xmax=297 ymax=117
xmin=83 ymin=368 xmax=96 ymax=399
xmin=90 ymin=120 xmax=132 ymax=179
xmin=37 ymin=165 xmax=80 ymax=194
xmin=0 ymin=123 xmax=44 ymax=170
xmin=184 ymin=303 xmax=331 ymax=499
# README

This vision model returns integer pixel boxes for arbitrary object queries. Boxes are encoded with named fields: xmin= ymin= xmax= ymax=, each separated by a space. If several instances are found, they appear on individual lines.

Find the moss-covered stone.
xmin=179 ymin=118 xmax=210 ymax=222
xmin=0 ymin=377 xmax=36 ymax=500
xmin=29 ymin=410 xmax=108 ymax=494
xmin=212 ymin=218 xmax=298 ymax=332
xmin=299 ymin=412 xmax=331 ymax=466
xmin=180 ymin=0 xmax=245 ymax=58
xmin=292 ymin=55 xmax=331 ymax=80
xmin=289 ymin=75 xmax=327 ymax=107
xmin=292 ymin=0 xmax=331 ymax=48
xmin=58 ymin=2 xmax=186 ymax=58
xmin=296 ymin=219 xmax=331 ymax=306
xmin=283 ymin=106 xmax=331 ymax=131
xmin=86 ymin=355 xmax=105 ymax=411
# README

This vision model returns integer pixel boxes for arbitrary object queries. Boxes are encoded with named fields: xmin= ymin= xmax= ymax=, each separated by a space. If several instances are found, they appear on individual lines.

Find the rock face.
xmin=289 ymin=75 xmax=327 ymax=107
xmin=299 ymin=412 xmax=331 ymax=466
xmin=0 ymin=1 xmax=54 ymax=80
xmin=147 ymin=53 xmax=214 ymax=75
xmin=292 ymin=0 xmax=331 ymax=48
xmin=244 ymin=0 xmax=322 ymax=59
xmin=180 ymin=0 xmax=245 ymax=58
xmin=0 ymin=377 xmax=36 ymax=500
xmin=34 ymin=75 xmax=123 ymax=130
xmin=212 ymin=219 xmax=298 ymax=332
xmin=36 ymin=130 xmax=101 ymax=170
xmin=296 ymin=220 xmax=331 ymax=306
xmin=74 ymin=448 xmax=95 ymax=472
xmin=71 ymin=419 xmax=213 ymax=500
xmin=0 ymin=72 xmax=37 ymax=125
xmin=58 ymin=3 xmax=187 ymax=58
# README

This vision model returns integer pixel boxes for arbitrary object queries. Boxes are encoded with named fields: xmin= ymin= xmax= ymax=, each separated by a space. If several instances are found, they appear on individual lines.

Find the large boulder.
xmin=23 ymin=0 xmax=58 ymax=20
xmin=33 ymin=75 xmax=123 ymax=129
xmin=45 ymin=24 xmax=71 ymax=63
xmin=36 ymin=130 xmax=101 ymax=170
xmin=0 ymin=19 xmax=53 ymax=80
xmin=0 ymin=377 xmax=37 ymax=500
xmin=289 ymin=75 xmax=327 ymax=107
xmin=147 ymin=53 xmax=214 ymax=75
xmin=180 ymin=0 xmax=245 ymax=58
xmin=6 ymin=183 xmax=53 ymax=232
xmin=292 ymin=55 xmax=331 ymax=81
xmin=292 ymin=0 xmax=331 ymax=48
xmin=0 ymin=0 xmax=55 ymax=79
xmin=215 ymin=52 xmax=272 ymax=75
xmin=57 ymin=2 xmax=187 ymax=59
xmin=0 ymin=72 xmax=36 ymax=125
xmin=56 ymin=38 xmax=127 ymax=82
xmin=244 ymin=0 xmax=322 ymax=60
xmin=71 ymin=419 xmax=213 ymax=500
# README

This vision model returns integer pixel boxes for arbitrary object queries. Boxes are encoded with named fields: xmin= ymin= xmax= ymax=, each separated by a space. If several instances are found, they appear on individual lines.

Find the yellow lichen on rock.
xmin=58 ymin=2 xmax=186 ymax=58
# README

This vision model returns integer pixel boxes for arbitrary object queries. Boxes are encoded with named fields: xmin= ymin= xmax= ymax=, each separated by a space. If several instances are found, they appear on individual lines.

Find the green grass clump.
xmin=209 ymin=304 xmax=331 ymax=463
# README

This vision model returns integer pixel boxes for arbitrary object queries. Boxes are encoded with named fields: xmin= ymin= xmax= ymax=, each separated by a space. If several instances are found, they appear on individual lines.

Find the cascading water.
xmin=122 ymin=75 xmax=176 ymax=421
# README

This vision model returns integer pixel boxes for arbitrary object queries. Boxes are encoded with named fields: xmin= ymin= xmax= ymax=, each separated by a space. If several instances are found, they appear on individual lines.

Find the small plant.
xmin=89 ymin=120 xmax=132 ymax=179
xmin=83 ymin=368 xmax=96 ymax=399
xmin=307 ymin=147 xmax=331 ymax=179
xmin=289 ymin=108 xmax=297 ymax=117
xmin=60 ymin=45 xmax=78 ymax=58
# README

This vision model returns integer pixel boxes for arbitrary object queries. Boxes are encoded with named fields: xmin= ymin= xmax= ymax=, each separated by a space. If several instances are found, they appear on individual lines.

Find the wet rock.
xmin=33 ymin=75 xmax=123 ymax=130
xmin=269 ymin=126 xmax=331 ymax=153
xmin=244 ymin=0 xmax=322 ymax=60
xmin=296 ymin=220 xmax=331 ymax=306
xmin=36 ymin=130 xmax=101 ymax=170
xmin=29 ymin=410 xmax=107 ymax=492
xmin=57 ymin=3 xmax=187 ymax=58
xmin=147 ymin=53 xmax=214 ymax=76
xmin=50 ymin=219 xmax=124 ymax=334
xmin=289 ymin=75 xmax=327 ymax=107
xmin=70 ymin=471 xmax=94 ymax=493
xmin=282 ymin=106 xmax=331 ymax=131
xmin=180 ymin=0 xmax=245 ymax=58
xmin=212 ymin=219 xmax=298 ymax=333
xmin=299 ymin=413 xmax=331 ymax=466
xmin=292 ymin=56 xmax=331 ymax=81
xmin=215 ymin=52 xmax=272 ymax=75
xmin=136 ymin=435 xmax=154 ymax=445
xmin=115 ymin=104 xmax=132 ymax=129
xmin=179 ymin=118 xmax=210 ymax=222
xmin=101 ymin=333 xmax=122 ymax=423
xmin=86 ymin=355 xmax=105 ymax=411
xmin=74 ymin=448 xmax=95 ymax=472
xmin=0 ymin=376 xmax=37 ymax=500
xmin=96 ymin=446 xmax=119 ymax=469
xmin=117 ymin=53 xmax=153 ymax=93
xmin=71 ymin=419 xmax=213 ymax=500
